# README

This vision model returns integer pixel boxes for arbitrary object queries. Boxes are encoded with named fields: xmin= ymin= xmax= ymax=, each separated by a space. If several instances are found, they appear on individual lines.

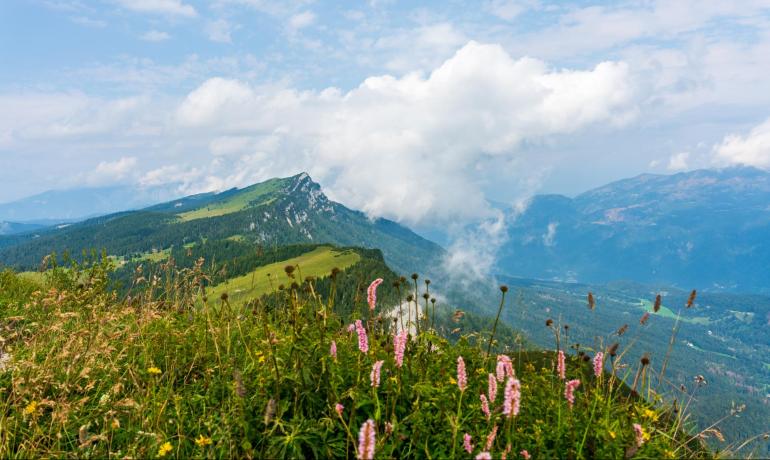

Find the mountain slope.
xmin=0 ymin=173 xmax=444 ymax=275
xmin=497 ymin=167 xmax=770 ymax=292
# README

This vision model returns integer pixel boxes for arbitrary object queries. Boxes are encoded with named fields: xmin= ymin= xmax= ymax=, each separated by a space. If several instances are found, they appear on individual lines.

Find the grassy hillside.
xmin=0 ymin=252 xmax=718 ymax=459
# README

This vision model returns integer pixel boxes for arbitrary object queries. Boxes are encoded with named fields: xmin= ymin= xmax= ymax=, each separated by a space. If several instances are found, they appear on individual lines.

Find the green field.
xmin=16 ymin=271 xmax=46 ymax=285
xmin=638 ymin=298 xmax=710 ymax=324
xmin=177 ymin=179 xmax=283 ymax=222
xmin=207 ymin=246 xmax=360 ymax=305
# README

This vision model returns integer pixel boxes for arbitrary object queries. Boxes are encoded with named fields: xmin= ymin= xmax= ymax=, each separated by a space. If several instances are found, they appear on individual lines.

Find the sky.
xmin=2 ymin=0 xmax=770 ymax=228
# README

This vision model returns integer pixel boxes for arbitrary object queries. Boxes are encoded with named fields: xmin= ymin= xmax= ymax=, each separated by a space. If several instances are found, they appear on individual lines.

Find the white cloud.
xmin=288 ymin=11 xmax=315 ymax=31
xmin=542 ymin=222 xmax=557 ymax=246
xmin=173 ymin=41 xmax=636 ymax=223
xmin=714 ymin=118 xmax=770 ymax=168
xmin=485 ymin=0 xmax=537 ymax=21
xmin=206 ymin=19 xmax=236 ymax=43
xmin=114 ymin=0 xmax=196 ymax=17
xmin=667 ymin=151 xmax=690 ymax=171
xmin=71 ymin=16 xmax=107 ymax=28
xmin=141 ymin=30 xmax=171 ymax=42
xmin=81 ymin=156 xmax=138 ymax=185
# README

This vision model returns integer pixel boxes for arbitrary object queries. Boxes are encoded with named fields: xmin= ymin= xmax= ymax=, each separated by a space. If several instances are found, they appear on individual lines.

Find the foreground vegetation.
xmin=0 ymin=250 xmax=715 ymax=459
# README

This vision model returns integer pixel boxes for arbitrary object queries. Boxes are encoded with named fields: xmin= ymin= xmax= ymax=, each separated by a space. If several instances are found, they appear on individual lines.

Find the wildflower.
xmin=367 ymin=278 xmax=384 ymax=311
xmin=486 ymin=425 xmax=498 ymax=450
xmin=370 ymin=360 xmax=384 ymax=387
xmin=476 ymin=453 xmax=492 ymax=460
xmin=335 ymin=403 xmax=344 ymax=417
xmin=148 ymin=367 xmax=162 ymax=375
xmin=347 ymin=323 xmax=356 ymax=333
xmin=593 ymin=352 xmax=604 ymax=377
xmin=357 ymin=419 xmax=376 ymax=460
xmin=111 ymin=418 xmax=120 ymax=429
xmin=640 ymin=312 xmax=650 ymax=325
xmin=557 ymin=350 xmax=566 ymax=380
xmin=457 ymin=356 xmax=467 ymax=392
xmin=480 ymin=394 xmax=491 ymax=419
xmin=157 ymin=441 xmax=172 ymax=457
xmin=565 ymin=379 xmax=581 ymax=408
xmin=633 ymin=423 xmax=646 ymax=447
xmin=394 ymin=330 xmax=408 ymax=368
xmin=496 ymin=355 xmax=513 ymax=382
xmin=355 ymin=320 xmax=369 ymax=353
xmin=23 ymin=400 xmax=37 ymax=416
xmin=330 ymin=340 xmax=337 ymax=360
xmin=520 ymin=450 xmax=531 ymax=459
xmin=488 ymin=373 xmax=498 ymax=402
xmin=464 ymin=433 xmax=473 ymax=454
xmin=609 ymin=430 xmax=616 ymax=439
xmin=195 ymin=435 xmax=213 ymax=447
xmin=503 ymin=377 xmax=521 ymax=418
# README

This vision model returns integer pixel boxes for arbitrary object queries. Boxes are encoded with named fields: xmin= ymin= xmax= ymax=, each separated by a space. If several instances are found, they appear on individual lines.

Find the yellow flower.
xmin=448 ymin=376 xmax=457 ymax=385
xmin=111 ymin=418 xmax=120 ymax=429
xmin=157 ymin=441 xmax=172 ymax=457
xmin=195 ymin=435 xmax=213 ymax=447
xmin=148 ymin=367 xmax=162 ymax=375
xmin=23 ymin=401 xmax=37 ymax=415
xmin=258 ymin=355 xmax=266 ymax=364
xmin=643 ymin=408 xmax=659 ymax=421
xmin=608 ymin=430 xmax=616 ymax=439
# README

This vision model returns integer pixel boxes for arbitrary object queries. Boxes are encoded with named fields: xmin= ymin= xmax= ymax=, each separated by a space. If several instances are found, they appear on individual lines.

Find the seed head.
xmin=406 ymin=294 xmax=413 ymax=302
xmin=608 ymin=342 xmax=619 ymax=357
xmin=411 ymin=273 xmax=419 ymax=280
xmin=430 ymin=297 xmax=436 ymax=304
xmin=654 ymin=294 xmax=662 ymax=312
xmin=425 ymin=279 xmax=431 ymax=286
xmin=545 ymin=319 xmax=553 ymax=327
xmin=686 ymin=289 xmax=697 ymax=308
xmin=422 ymin=293 xmax=430 ymax=300
xmin=641 ymin=354 xmax=650 ymax=366
xmin=220 ymin=293 xmax=228 ymax=301
xmin=500 ymin=285 xmax=509 ymax=293
xmin=587 ymin=292 xmax=595 ymax=310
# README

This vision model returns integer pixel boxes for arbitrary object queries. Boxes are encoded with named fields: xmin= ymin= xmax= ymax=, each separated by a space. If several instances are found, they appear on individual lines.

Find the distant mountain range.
xmin=0 ymin=173 xmax=443 ymax=275
xmin=497 ymin=167 xmax=770 ymax=293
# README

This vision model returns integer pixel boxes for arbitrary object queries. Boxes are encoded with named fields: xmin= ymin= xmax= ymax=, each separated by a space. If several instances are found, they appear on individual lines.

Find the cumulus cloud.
xmin=172 ymin=41 xmax=636 ymax=223
xmin=714 ymin=118 xmax=770 ymax=168
xmin=83 ymin=156 xmax=138 ymax=185
xmin=141 ymin=30 xmax=171 ymax=42
xmin=667 ymin=151 xmax=690 ymax=171
xmin=114 ymin=0 xmax=196 ymax=17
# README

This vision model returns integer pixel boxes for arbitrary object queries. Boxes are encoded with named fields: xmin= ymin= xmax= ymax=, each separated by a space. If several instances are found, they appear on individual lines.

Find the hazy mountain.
xmin=0 ymin=221 xmax=44 ymax=236
xmin=497 ymin=166 xmax=770 ymax=293
xmin=0 ymin=173 xmax=444 ymax=275
xmin=0 ymin=185 xmax=181 ymax=224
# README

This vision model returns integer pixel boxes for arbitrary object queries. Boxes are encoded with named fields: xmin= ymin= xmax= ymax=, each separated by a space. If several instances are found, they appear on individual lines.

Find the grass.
xmin=176 ymin=179 xmax=283 ymax=222
xmin=207 ymin=246 xmax=360 ymax=306
xmin=132 ymin=249 xmax=171 ymax=263
xmin=639 ymin=299 xmax=710 ymax=325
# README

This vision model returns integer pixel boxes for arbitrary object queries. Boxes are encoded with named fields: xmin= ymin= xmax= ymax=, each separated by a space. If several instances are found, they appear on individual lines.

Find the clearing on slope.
xmin=207 ymin=246 xmax=360 ymax=305
xmin=176 ymin=178 xmax=284 ymax=222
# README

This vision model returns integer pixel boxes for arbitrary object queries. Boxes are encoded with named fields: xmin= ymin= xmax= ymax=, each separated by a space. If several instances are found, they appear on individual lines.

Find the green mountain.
xmin=497 ymin=167 xmax=770 ymax=293
xmin=0 ymin=173 xmax=443 ymax=275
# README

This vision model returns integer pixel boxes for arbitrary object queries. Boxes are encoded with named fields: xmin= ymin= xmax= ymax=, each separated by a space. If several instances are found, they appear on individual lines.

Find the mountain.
xmin=0 ymin=221 xmax=44 ymax=235
xmin=0 ymin=185 xmax=180 ymax=224
xmin=497 ymin=167 xmax=770 ymax=293
xmin=0 ymin=173 xmax=444 ymax=275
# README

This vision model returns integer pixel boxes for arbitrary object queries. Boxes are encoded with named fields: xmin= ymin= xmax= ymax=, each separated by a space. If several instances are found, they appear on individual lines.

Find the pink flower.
xmin=367 ymin=278 xmax=384 ymax=311
xmin=593 ymin=352 xmax=604 ymax=377
xmin=503 ymin=377 xmax=521 ymax=418
xmin=370 ymin=360 xmax=384 ymax=387
xmin=496 ymin=355 xmax=514 ymax=382
xmin=394 ymin=330 xmax=408 ymax=368
xmin=335 ymin=403 xmax=344 ymax=417
xmin=347 ymin=323 xmax=356 ymax=333
xmin=357 ymin=419 xmax=376 ymax=460
xmin=520 ymin=450 xmax=531 ymax=459
xmin=633 ymin=423 xmax=645 ymax=447
xmin=476 ymin=453 xmax=492 ymax=460
xmin=457 ymin=356 xmax=467 ymax=392
xmin=488 ymin=373 xmax=498 ymax=402
xmin=564 ymin=379 xmax=581 ymax=408
xmin=480 ymin=394 xmax=491 ymax=419
xmin=485 ymin=425 xmax=498 ymax=451
xmin=557 ymin=350 xmax=566 ymax=380
xmin=355 ymin=320 xmax=369 ymax=353
xmin=463 ymin=433 xmax=473 ymax=454
xmin=330 ymin=340 xmax=337 ymax=360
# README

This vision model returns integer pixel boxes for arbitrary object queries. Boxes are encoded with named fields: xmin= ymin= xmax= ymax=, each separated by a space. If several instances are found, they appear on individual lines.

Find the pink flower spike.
xmin=357 ymin=419 xmax=376 ymax=460
xmin=330 ymin=340 xmax=337 ymax=360
xmin=593 ymin=352 xmax=604 ymax=377
xmin=480 ymin=394 xmax=491 ymax=419
xmin=355 ymin=320 xmax=369 ymax=354
xmin=394 ymin=330 xmax=408 ymax=368
xmin=520 ymin=450 xmax=531 ymax=459
xmin=457 ymin=356 xmax=467 ymax=392
xmin=367 ymin=278 xmax=384 ymax=311
xmin=370 ymin=360 xmax=384 ymax=388
xmin=564 ymin=379 xmax=581 ymax=408
xmin=496 ymin=355 xmax=513 ymax=382
xmin=335 ymin=403 xmax=344 ymax=417
xmin=503 ymin=377 xmax=521 ymax=418
xmin=476 ymin=453 xmax=492 ymax=460
xmin=347 ymin=323 xmax=355 ymax=333
xmin=557 ymin=350 xmax=566 ymax=380
xmin=463 ymin=433 xmax=473 ymax=454
xmin=485 ymin=425 xmax=498 ymax=451
xmin=633 ymin=423 xmax=645 ymax=447
xmin=488 ymin=373 xmax=497 ymax=402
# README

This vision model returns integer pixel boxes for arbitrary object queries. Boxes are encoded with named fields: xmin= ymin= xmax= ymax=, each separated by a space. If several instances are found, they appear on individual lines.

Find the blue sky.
xmin=2 ymin=0 xmax=770 ymax=226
